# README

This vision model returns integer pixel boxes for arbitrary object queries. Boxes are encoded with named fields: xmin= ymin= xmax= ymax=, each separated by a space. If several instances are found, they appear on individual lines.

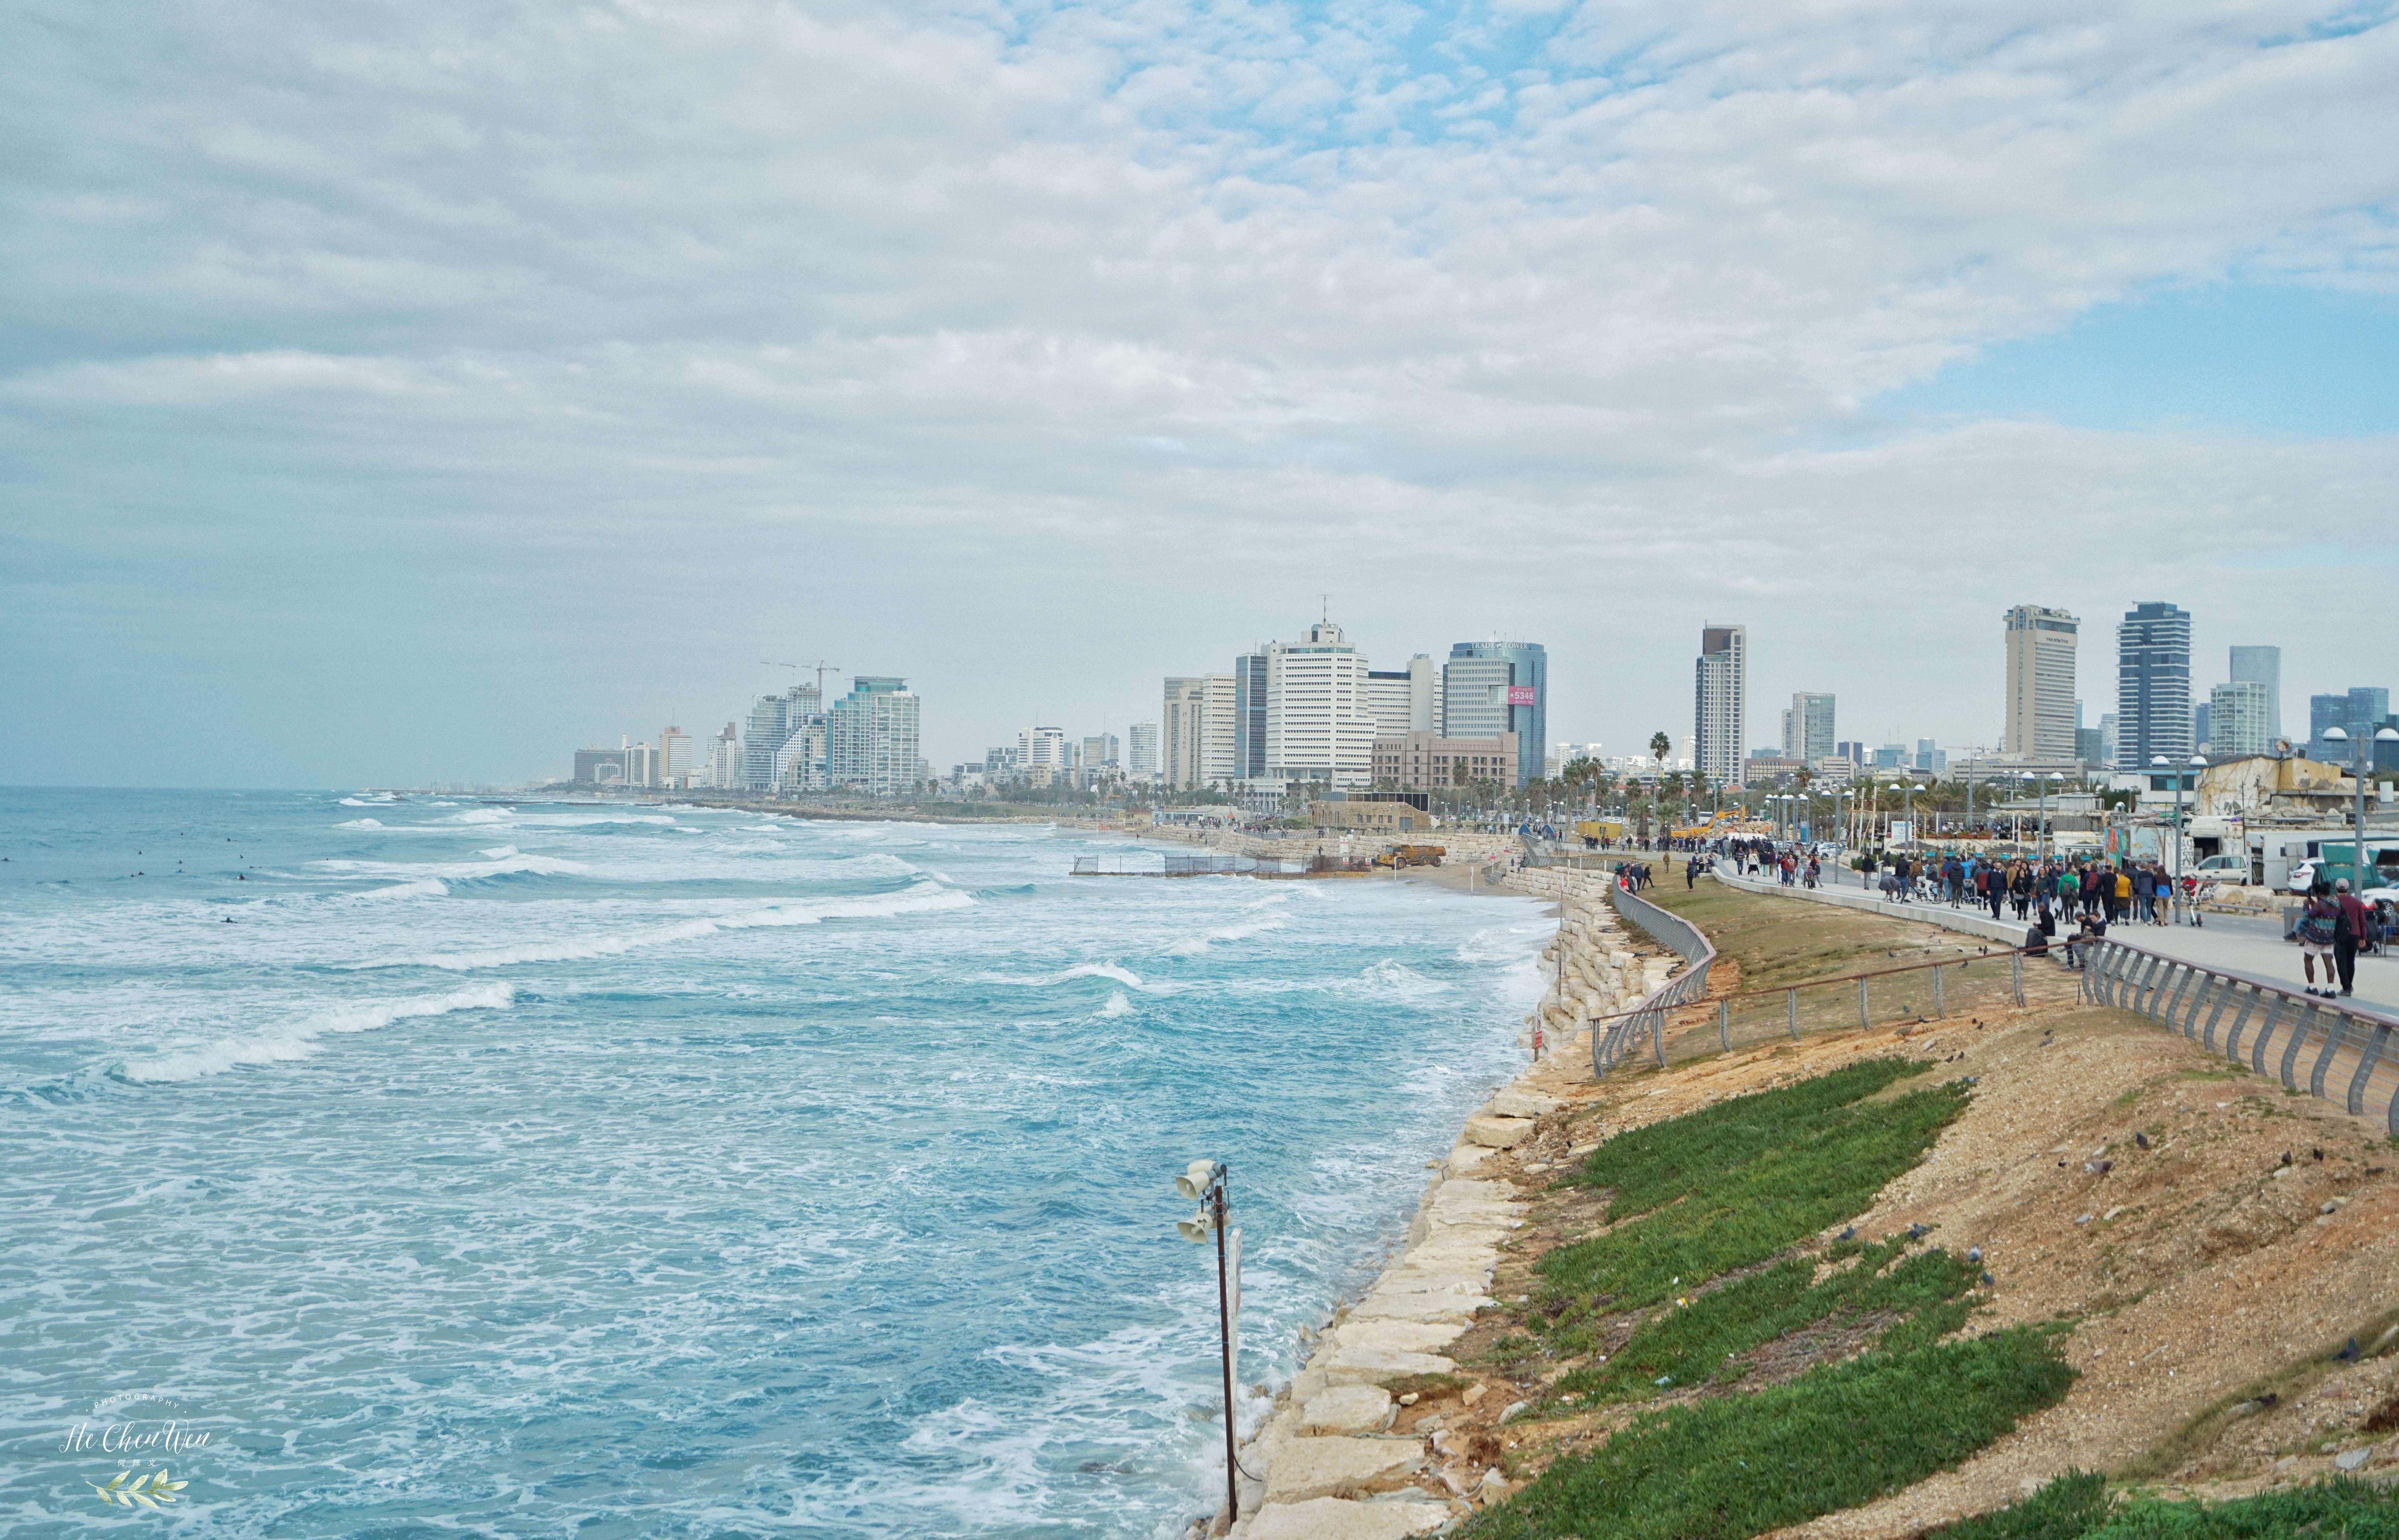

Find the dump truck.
xmin=1374 ymin=844 xmax=1447 ymax=869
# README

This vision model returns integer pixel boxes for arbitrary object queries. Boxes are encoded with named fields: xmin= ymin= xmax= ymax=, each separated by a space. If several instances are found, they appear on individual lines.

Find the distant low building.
xmin=1313 ymin=800 xmax=1429 ymax=835
xmin=1372 ymin=731 xmax=1520 ymax=791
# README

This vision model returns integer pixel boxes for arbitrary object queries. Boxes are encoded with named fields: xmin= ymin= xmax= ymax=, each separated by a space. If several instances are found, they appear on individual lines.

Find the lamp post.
xmin=1173 ymin=1160 xmax=1240 ymax=1523
xmin=2151 ymin=753 xmax=2208 ymax=924
xmin=2039 ymin=772 xmax=2064 ymax=862
xmin=1895 ymin=777 xmax=1919 ymax=848
xmin=2320 ymin=723 xmax=2399 ymax=896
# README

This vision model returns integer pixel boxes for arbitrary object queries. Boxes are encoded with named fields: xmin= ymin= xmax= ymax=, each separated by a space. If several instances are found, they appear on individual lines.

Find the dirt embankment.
xmin=1348 ymin=895 xmax=2399 ymax=1537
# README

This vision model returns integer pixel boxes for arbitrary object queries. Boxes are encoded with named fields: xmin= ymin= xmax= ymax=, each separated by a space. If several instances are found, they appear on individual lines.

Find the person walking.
xmin=2298 ymin=886 xmax=2340 ymax=996
xmin=2334 ymin=878 xmax=2369 ymax=997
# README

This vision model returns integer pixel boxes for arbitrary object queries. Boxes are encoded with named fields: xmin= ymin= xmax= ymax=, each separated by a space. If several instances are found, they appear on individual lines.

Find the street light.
xmin=2041 ymin=772 xmax=2065 ymax=862
xmin=1894 ymin=777 xmax=1920 ymax=848
xmin=1172 ymin=1159 xmax=1242 ymax=1523
xmin=2320 ymin=724 xmax=2399 ymax=897
xmin=2152 ymin=753 xmax=2208 ymax=924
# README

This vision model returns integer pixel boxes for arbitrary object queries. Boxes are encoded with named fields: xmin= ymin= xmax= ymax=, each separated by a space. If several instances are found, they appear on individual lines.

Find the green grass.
xmin=1933 ymin=1473 xmax=2399 ymax=1540
xmin=1932 ymin=1471 xmax=2111 ymax=1539
xmin=1463 ymin=1327 xmax=2075 ymax=1540
xmin=1554 ymin=1237 xmax=1981 ymax=1404
xmin=1538 ymin=1059 xmax=1968 ymax=1321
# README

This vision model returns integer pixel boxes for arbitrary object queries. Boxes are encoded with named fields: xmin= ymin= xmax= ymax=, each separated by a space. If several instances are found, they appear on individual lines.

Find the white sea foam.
xmin=115 ymin=983 xmax=518 ymax=1082
xmin=1163 ymin=912 xmax=1290 ymax=956
xmin=1096 ymin=991 xmax=1134 ymax=1018
xmin=315 ymin=850 xmax=588 ymax=881
xmin=337 ymin=818 xmax=386 ymax=829
xmin=354 ymin=882 xmax=975 ymax=970
xmin=337 ymin=796 xmax=395 ymax=807
xmin=359 ymin=879 xmax=448 ymax=901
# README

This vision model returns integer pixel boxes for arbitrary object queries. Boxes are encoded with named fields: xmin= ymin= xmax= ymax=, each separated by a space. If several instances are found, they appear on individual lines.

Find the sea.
xmin=1 ymin=788 xmax=1547 ymax=1538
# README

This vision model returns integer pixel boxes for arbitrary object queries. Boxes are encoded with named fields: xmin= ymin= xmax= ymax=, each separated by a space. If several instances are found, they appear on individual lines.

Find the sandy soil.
xmin=1360 ymin=899 xmax=2399 ymax=1535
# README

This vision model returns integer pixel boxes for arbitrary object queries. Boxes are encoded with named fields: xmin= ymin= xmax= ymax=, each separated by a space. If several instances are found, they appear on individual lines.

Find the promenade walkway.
xmin=1731 ymin=857 xmax=2399 ymax=1010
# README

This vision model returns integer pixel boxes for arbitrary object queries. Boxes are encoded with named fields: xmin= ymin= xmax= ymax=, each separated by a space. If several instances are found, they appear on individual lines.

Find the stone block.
xmin=1261 ymin=1436 xmax=1426 ymax=1503
xmin=1296 ymin=1385 xmax=1393 ymax=1435
xmin=1245 ymin=1498 xmax=1454 ymax=1540
xmin=1461 ymin=1114 xmax=1533 ymax=1149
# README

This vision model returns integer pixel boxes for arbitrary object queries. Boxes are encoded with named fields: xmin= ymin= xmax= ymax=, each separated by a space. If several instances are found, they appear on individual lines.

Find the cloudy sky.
xmin=4 ymin=0 xmax=2395 ymax=787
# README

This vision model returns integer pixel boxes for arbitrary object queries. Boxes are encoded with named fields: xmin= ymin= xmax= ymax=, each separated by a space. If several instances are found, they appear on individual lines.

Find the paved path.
xmin=1716 ymin=855 xmax=2399 ymax=1011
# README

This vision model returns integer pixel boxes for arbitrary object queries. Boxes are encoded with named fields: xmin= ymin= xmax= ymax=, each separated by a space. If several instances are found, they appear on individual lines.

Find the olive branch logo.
xmin=89 ymin=1469 xmax=186 ymax=1508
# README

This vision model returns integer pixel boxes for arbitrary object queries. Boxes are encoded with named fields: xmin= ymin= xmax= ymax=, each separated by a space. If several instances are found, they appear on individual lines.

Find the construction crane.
xmin=762 ymin=661 xmax=841 ymax=701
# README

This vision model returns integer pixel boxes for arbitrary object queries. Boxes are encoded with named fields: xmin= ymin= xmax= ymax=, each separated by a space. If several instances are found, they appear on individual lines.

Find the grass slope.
xmin=1539 ymin=1058 xmax=1970 ymax=1330
xmin=1466 ymin=1327 xmax=2074 ymax=1540
xmin=1936 ymin=1472 xmax=2399 ymax=1539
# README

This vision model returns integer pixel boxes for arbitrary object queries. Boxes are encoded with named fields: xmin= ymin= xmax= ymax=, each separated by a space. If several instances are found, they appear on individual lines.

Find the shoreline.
xmin=1194 ymin=864 xmax=1663 ymax=1537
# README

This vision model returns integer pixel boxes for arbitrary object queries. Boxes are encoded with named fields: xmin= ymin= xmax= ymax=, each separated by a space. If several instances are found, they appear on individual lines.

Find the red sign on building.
xmin=1507 ymin=685 xmax=1536 ymax=706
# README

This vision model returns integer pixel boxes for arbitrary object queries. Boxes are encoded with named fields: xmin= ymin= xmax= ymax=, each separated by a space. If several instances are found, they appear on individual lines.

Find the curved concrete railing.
xmin=1596 ymin=881 xmax=1717 ymax=1076
xmin=2082 ymin=937 xmax=2399 ymax=1135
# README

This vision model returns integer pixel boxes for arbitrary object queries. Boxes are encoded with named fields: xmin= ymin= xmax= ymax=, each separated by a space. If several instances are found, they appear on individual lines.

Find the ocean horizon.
xmin=2 ymin=788 xmax=1546 ymax=1537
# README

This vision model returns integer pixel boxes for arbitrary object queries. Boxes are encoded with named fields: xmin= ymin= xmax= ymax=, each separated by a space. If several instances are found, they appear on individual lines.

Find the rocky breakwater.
xmin=1504 ymin=867 xmax=1673 ymax=1052
xmin=1203 ymin=875 xmax=1649 ymax=1539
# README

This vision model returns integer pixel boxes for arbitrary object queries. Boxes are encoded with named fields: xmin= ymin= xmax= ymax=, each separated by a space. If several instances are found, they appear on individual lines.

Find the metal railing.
xmin=1592 ymin=901 xmax=2028 ymax=1074
xmin=1596 ymin=882 xmax=1717 ymax=1074
xmin=2079 ymin=938 xmax=2399 ymax=1134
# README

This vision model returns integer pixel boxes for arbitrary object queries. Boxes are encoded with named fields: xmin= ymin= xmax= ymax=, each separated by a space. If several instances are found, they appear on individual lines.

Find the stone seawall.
xmin=1503 ymin=867 xmax=1679 ymax=1051
xmin=1200 ymin=869 xmax=1660 ymax=1538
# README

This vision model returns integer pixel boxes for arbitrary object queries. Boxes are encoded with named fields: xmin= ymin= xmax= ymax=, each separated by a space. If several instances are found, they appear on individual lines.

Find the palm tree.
xmin=1649 ymin=730 xmax=1671 ymax=767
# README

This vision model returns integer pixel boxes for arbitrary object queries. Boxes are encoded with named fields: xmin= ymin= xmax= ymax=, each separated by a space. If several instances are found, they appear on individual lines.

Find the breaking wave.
xmin=114 ymin=983 xmax=520 ymax=1083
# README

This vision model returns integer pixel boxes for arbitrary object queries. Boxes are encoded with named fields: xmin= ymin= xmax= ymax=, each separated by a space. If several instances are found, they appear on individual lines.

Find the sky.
xmin=3 ymin=0 xmax=2396 ymax=787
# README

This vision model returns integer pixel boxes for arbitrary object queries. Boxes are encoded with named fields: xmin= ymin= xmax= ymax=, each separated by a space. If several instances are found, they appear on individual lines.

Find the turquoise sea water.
xmin=1 ymin=789 xmax=1545 ymax=1537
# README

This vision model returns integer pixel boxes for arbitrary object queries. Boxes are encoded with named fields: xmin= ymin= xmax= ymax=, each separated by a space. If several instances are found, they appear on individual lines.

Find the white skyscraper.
xmin=2209 ymin=681 xmax=2271 ymax=758
xmin=1127 ymin=722 xmax=1159 ymax=779
xmin=1693 ymin=624 xmax=1746 ymax=789
xmin=1019 ymin=726 xmax=1068 ymax=774
xmin=1365 ymin=669 xmax=1415 ymax=739
xmin=1163 ymin=677 xmax=1210 ymax=790
xmin=1267 ymin=620 xmax=1375 ymax=787
xmin=1406 ymin=654 xmax=1443 ymax=733
xmin=2227 ymin=645 xmax=2282 ymax=742
xmin=1202 ymin=672 xmax=1240 ymax=785
xmin=826 ymin=677 xmax=920 ymax=796
xmin=2003 ymin=605 xmax=2079 ymax=761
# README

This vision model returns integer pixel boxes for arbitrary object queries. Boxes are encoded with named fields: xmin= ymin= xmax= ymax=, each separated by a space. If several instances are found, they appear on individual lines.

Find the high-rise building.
xmin=1442 ymin=640 xmax=1547 ymax=786
xmin=704 ymin=723 xmax=741 ymax=789
xmin=1267 ymin=621 xmax=1375 ymax=787
xmin=1781 ymin=692 xmax=1835 ymax=765
xmin=826 ymin=676 xmax=920 ymax=796
xmin=1231 ymin=650 xmax=1269 ymax=780
xmin=2311 ymin=688 xmax=2392 ymax=764
xmin=2115 ymin=603 xmax=2192 ymax=770
xmin=1080 ymin=733 xmax=1119 ymax=770
xmin=1020 ymin=726 xmax=1068 ymax=774
xmin=2209 ymin=681 xmax=2271 ymax=758
xmin=773 ymin=718 xmax=826 ymax=791
xmin=741 ymin=682 xmax=822 ymax=790
xmin=2193 ymin=702 xmax=2211 ymax=751
xmin=1163 ymin=676 xmax=1210 ymax=790
xmin=1203 ymin=672 xmax=1241 ymax=784
xmin=2003 ymin=605 xmax=2079 ymax=761
xmin=1407 ymin=655 xmax=1443 ymax=733
xmin=1693 ymin=624 xmax=1747 ymax=790
xmin=1127 ymin=722 xmax=1159 ymax=779
xmin=658 ymin=727 xmax=694 ymax=788
xmin=2227 ymin=646 xmax=2281 ymax=743
xmin=1365 ymin=670 xmax=1415 ymax=739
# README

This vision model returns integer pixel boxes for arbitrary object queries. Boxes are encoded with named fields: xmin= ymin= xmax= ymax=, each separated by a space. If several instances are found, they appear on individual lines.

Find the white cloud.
xmin=2 ymin=0 xmax=2395 ymax=783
